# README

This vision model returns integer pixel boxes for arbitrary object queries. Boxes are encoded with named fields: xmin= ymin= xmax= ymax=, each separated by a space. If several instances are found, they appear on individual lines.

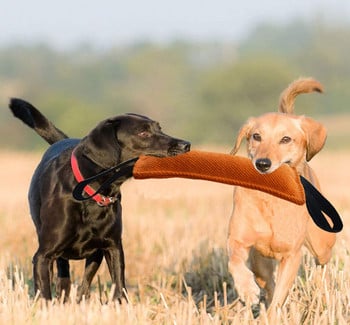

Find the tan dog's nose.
xmin=255 ymin=158 xmax=272 ymax=173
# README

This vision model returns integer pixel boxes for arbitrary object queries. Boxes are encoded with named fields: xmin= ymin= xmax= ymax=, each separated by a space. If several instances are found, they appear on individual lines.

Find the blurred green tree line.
xmin=1 ymin=18 xmax=350 ymax=150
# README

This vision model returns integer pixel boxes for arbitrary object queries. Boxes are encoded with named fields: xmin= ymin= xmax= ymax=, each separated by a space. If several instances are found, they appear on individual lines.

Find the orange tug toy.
xmin=73 ymin=150 xmax=342 ymax=233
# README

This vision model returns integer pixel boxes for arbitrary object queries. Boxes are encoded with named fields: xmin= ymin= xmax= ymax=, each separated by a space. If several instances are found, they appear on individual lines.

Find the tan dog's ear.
xmin=300 ymin=116 xmax=327 ymax=161
xmin=230 ymin=119 xmax=254 ymax=155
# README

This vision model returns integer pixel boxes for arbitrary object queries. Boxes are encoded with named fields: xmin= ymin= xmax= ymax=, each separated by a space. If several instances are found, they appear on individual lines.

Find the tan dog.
xmin=227 ymin=78 xmax=336 ymax=319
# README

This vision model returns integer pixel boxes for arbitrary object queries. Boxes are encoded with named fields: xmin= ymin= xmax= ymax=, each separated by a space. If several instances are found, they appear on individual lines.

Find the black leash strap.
xmin=300 ymin=176 xmax=343 ymax=233
xmin=72 ymin=158 xmax=139 ymax=201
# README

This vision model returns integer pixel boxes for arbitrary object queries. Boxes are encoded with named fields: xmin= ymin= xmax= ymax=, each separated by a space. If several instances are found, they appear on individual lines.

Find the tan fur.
xmin=227 ymin=78 xmax=335 ymax=320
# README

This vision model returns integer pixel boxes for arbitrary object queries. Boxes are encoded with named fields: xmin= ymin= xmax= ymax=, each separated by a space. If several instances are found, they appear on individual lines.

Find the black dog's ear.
xmin=81 ymin=117 xmax=122 ymax=168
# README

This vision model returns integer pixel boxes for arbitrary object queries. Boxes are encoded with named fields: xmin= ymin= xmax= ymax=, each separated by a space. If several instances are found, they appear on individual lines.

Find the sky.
xmin=1 ymin=0 xmax=350 ymax=49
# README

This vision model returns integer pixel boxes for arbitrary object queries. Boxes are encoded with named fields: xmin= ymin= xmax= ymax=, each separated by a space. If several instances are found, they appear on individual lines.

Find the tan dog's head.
xmin=230 ymin=78 xmax=327 ymax=174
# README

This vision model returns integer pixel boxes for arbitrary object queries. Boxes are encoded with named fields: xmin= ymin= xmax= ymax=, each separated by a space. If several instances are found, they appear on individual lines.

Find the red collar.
xmin=70 ymin=148 xmax=117 ymax=206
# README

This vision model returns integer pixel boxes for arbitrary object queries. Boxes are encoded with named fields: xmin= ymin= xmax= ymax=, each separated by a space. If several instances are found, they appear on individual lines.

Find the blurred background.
xmin=1 ymin=0 xmax=350 ymax=150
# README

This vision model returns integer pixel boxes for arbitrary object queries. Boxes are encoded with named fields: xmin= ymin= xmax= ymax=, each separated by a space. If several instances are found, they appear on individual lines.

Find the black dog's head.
xmin=81 ymin=113 xmax=191 ymax=168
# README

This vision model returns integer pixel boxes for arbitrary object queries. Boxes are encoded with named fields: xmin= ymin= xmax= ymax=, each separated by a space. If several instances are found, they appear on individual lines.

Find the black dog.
xmin=9 ymin=99 xmax=190 ymax=301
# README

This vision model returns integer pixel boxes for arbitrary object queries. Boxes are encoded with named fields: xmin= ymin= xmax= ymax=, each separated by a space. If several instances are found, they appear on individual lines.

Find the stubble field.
xmin=0 ymin=148 xmax=349 ymax=324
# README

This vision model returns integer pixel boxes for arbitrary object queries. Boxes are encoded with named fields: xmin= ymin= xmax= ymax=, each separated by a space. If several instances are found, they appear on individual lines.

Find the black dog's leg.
xmin=77 ymin=249 xmax=104 ymax=302
xmin=104 ymin=243 xmax=126 ymax=302
xmin=56 ymin=257 xmax=71 ymax=301
xmin=33 ymin=250 xmax=52 ymax=300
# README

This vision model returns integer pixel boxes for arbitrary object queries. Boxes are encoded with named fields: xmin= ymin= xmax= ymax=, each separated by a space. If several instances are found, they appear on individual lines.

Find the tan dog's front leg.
xmin=228 ymin=242 xmax=261 ymax=307
xmin=267 ymin=250 xmax=302 ymax=321
xmin=249 ymin=247 xmax=276 ymax=306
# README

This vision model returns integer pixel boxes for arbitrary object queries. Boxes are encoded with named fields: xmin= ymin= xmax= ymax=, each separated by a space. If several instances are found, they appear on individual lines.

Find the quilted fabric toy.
xmin=133 ymin=150 xmax=304 ymax=205
xmin=73 ymin=150 xmax=342 ymax=233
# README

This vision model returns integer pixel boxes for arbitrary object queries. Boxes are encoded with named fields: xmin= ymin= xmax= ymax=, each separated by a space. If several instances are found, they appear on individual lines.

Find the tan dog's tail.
xmin=278 ymin=78 xmax=324 ymax=114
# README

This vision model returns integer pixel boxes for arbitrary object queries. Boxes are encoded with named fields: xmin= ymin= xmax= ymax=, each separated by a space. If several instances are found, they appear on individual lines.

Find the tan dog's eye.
xmin=252 ymin=133 xmax=261 ymax=141
xmin=280 ymin=136 xmax=292 ymax=144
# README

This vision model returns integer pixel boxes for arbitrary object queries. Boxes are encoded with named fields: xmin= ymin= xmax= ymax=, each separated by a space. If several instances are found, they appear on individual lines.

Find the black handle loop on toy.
xmin=300 ymin=176 xmax=343 ymax=233
xmin=72 ymin=158 xmax=138 ymax=201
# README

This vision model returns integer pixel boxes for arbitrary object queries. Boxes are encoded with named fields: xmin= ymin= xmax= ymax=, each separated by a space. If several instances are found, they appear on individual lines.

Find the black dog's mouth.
xmin=138 ymin=141 xmax=191 ymax=158
xmin=167 ymin=147 xmax=190 ymax=157
xmin=143 ymin=149 xmax=189 ymax=158
xmin=167 ymin=148 xmax=189 ymax=157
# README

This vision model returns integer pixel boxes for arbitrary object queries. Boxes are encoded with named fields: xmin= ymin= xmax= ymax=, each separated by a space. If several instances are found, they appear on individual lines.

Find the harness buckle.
xmin=97 ymin=195 xmax=117 ymax=207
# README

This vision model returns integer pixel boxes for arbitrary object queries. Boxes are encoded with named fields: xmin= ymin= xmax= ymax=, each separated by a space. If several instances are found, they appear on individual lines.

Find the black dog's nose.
xmin=179 ymin=141 xmax=191 ymax=152
xmin=168 ymin=139 xmax=191 ymax=156
xmin=255 ymin=158 xmax=272 ymax=173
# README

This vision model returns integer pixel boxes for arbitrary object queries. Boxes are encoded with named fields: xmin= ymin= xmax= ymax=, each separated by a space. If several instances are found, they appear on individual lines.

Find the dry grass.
xmin=0 ymin=149 xmax=349 ymax=324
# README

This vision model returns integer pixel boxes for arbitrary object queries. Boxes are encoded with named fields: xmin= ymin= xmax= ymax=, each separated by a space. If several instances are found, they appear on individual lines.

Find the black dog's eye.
xmin=280 ymin=136 xmax=292 ymax=144
xmin=138 ymin=131 xmax=152 ymax=138
xmin=252 ymin=133 xmax=261 ymax=142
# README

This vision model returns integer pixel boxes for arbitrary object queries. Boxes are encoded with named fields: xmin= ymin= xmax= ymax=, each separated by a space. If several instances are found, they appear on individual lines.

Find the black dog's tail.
xmin=9 ymin=98 xmax=69 ymax=145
